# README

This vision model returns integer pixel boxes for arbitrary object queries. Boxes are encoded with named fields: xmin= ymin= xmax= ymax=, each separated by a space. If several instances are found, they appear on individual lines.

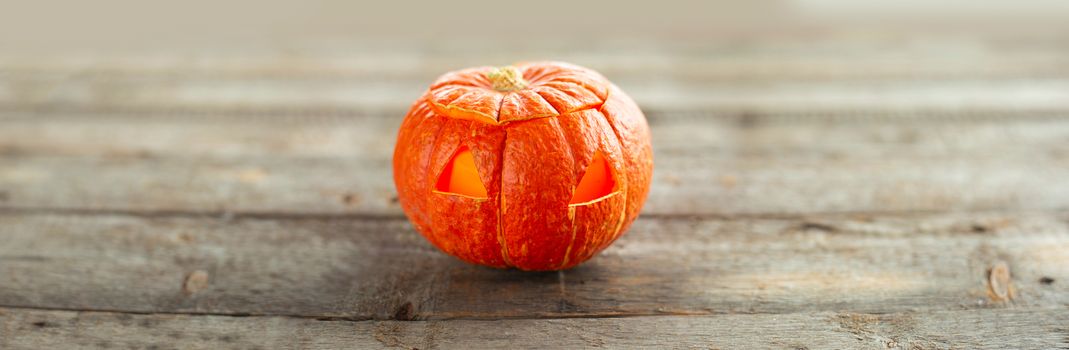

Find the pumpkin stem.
xmin=486 ymin=66 xmax=528 ymax=92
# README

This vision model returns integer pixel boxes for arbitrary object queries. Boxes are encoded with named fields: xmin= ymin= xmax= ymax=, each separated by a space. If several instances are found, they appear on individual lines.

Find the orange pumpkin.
xmin=393 ymin=61 xmax=653 ymax=271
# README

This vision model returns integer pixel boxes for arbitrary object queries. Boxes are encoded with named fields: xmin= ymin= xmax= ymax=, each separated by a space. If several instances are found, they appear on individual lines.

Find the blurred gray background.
xmin=4 ymin=0 xmax=1069 ymax=54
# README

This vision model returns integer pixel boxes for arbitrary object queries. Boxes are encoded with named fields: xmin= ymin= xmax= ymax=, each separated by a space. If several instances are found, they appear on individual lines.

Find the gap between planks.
xmin=3 ymin=210 xmax=1067 ymax=321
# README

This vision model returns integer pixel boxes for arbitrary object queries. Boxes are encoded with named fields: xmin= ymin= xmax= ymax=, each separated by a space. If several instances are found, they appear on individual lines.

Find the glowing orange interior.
xmin=436 ymin=147 xmax=488 ymax=198
xmin=569 ymin=153 xmax=615 ymax=205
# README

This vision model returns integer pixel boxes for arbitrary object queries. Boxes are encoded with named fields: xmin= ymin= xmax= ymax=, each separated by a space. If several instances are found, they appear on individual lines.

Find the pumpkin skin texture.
xmin=393 ymin=61 xmax=652 ymax=271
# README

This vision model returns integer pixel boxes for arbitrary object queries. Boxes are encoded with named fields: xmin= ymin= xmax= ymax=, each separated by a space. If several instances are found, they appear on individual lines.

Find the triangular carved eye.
xmin=569 ymin=152 xmax=615 ymax=205
xmin=436 ymin=146 xmax=488 ymax=199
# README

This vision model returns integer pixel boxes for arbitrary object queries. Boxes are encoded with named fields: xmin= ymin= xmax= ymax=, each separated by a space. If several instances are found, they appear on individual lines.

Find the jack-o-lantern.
xmin=393 ymin=61 xmax=653 ymax=270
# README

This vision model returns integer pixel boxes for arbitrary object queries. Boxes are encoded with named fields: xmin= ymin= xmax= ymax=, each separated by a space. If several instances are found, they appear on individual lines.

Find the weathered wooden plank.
xmin=1 ymin=211 xmax=1066 ymax=319
xmin=4 ymin=74 xmax=1069 ymax=114
xmin=4 ymin=39 xmax=1069 ymax=115
xmin=1 ymin=307 xmax=1067 ymax=350
xmin=4 ymin=153 xmax=1068 ymax=216
xmin=2 ymin=115 xmax=1068 ymax=215
xmin=4 ymin=111 xmax=1069 ymax=158
xmin=3 ymin=37 xmax=1069 ymax=81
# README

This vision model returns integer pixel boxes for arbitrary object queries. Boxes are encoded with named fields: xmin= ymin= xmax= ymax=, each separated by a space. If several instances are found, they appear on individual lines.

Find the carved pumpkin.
xmin=393 ymin=61 xmax=653 ymax=270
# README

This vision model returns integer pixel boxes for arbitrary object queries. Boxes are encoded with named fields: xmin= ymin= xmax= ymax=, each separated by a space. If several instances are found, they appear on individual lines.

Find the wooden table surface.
xmin=2 ymin=11 xmax=1069 ymax=348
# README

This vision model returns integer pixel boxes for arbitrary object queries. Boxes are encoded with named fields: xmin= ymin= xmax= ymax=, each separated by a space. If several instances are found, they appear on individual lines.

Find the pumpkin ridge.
xmin=496 ymin=128 xmax=514 ymax=267
xmin=602 ymin=190 xmax=629 ymax=254
xmin=549 ymin=117 xmax=575 ymax=168
xmin=520 ymin=64 xmax=559 ymax=85
xmin=422 ymin=116 xmax=455 ymax=251
xmin=592 ymin=104 xmax=632 ymax=247
xmin=494 ymin=88 xmax=508 ymax=122
xmin=406 ymin=96 xmax=435 ymax=134
xmin=533 ymin=87 xmax=579 ymax=115
xmin=596 ymin=89 xmax=628 ymax=160
xmin=539 ymin=81 xmax=603 ymax=112
xmin=547 ymin=115 xmax=585 ymax=188
xmin=432 ymin=85 xmax=469 ymax=104
xmin=545 ymin=92 xmax=563 ymax=116
xmin=495 ymin=90 xmax=550 ymax=123
xmin=560 ymin=213 xmax=579 ymax=269
xmin=552 ymin=113 xmax=614 ymax=268
xmin=430 ymin=66 xmax=493 ymax=89
xmin=393 ymin=98 xmax=435 ymax=242
xmin=546 ymin=117 xmax=578 ymax=266
xmin=430 ymin=100 xmax=498 ymax=125
xmin=552 ymin=76 xmax=608 ymax=100
xmin=569 ymin=109 xmax=629 ymax=262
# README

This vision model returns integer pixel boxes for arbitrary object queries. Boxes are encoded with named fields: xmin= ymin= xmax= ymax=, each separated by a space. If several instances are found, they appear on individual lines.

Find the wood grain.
xmin=2 ymin=211 xmax=1067 ymax=320
xmin=4 ymin=43 xmax=1069 ymax=115
xmin=2 ymin=307 xmax=1067 ymax=350
xmin=2 ymin=114 xmax=1068 ymax=215
xmin=3 ymin=74 xmax=1069 ymax=114
xmin=5 ymin=46 xmax=1069 ymax=80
